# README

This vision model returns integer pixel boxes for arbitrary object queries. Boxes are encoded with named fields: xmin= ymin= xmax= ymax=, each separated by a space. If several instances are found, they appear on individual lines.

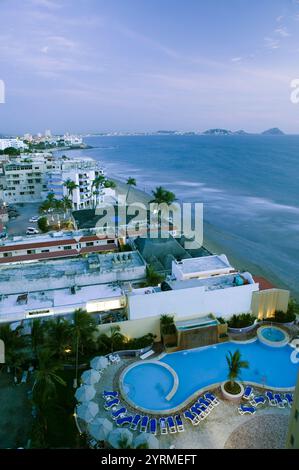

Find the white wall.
xmin=128 ymin=283 xmax=259 ymax=320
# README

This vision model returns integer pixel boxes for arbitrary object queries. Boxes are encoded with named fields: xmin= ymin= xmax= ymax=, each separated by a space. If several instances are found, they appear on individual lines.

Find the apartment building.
xmin=0 ymin=139 xmax=28 ymax=151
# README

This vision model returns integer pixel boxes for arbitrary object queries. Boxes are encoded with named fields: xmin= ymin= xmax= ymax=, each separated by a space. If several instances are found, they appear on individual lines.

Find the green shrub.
xmin=228 ymin=313 xmax=256 ymax=329
xmin=264 ymin=310 xmax=296 ymax=324
xmin=38 ymin=216 xmax=49 ymax=233
xmin=217 ymin=317 xmax=226 ymax=324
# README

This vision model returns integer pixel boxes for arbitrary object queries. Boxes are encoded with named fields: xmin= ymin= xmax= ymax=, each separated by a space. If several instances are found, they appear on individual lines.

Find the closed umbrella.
xmin=81 ymin=369 xmax=101 ymax=385
xmin=76 ymin=401 xmax=99 ymax=423
xmin=108 ymin=428 xmax=133 ymax=449
xmin=88 ymin=417 xmax=113 ymax=441
xmin=75 ymin=384 xmax=96 ymax=402
xmin=90 ymin=356 xmax=109 ymax=371
xmin=134 ymin=433 xmax=159 ymax=449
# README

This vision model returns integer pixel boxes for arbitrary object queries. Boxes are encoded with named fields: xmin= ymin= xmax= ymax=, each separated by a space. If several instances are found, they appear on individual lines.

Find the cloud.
xmin=275 ymin=27 xmax=290 ymax=37
xmin=30 ymin=0 xmax=62 ymax=9
xmin=264 ymin=36 xmax=280 ymax=49
xmin=231 ymin=57 xmax=243 ymax=62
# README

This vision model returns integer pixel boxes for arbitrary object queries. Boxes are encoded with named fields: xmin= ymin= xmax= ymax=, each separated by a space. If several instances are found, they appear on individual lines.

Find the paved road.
xmin=6 ymin=203 xmax=41 ymax=236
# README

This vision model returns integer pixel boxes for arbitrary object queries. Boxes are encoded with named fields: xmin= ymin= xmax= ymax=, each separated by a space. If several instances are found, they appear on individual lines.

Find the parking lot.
xmin=6 ymin=202 xmax=41 ymax=237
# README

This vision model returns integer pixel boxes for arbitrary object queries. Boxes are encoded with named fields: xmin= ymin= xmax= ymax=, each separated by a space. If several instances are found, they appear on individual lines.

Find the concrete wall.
xmin=251 ymin=289 xmax=290 ymax=320
xmin=96 ymin=316 xmax=162 ymax=342
xmin=128 ymin=283 xmax=259 ymax=320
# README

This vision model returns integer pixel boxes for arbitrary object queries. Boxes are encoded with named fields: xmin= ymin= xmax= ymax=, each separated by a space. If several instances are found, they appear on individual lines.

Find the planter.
xmin=221 ymin=381 xmax=244 ymax=402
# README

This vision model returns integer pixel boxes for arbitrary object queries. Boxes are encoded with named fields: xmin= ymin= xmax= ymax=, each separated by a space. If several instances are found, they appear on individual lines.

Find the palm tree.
xmin=32 ymin=348 xmax=66 ymax=416
xmin=92 ymin=175 xmax=105 ymax=208
xmin=126 ymin=177 xmax=137 ymax=203
xmin=104 ymin=180 xmax=117 ymax=189
xmin=150 ymin=186 xmax=176 ymax=205
xmin=71 ymin=309 xmax=97 ymax=387
xmin=144 ymin=265 xmax=165 ymax=287
xmin=226 ymin=350 xmax=249 ymax=393
xmin=160 ymin=314 xmax=176 ymax=336
xmin=0 ymin=324 xmax=26 ymax=380
xmin=63 ymin=179 xmax=78 ymax=202
xmin=109 ymin=326 xmax=125 ymax=353
xmin=61 ymin=196 xmax=73 ymax=218
xmin=46 ymin=317 xmax=73 ymax=360
xmin=31 ymin=319 xmax=46 ymax=356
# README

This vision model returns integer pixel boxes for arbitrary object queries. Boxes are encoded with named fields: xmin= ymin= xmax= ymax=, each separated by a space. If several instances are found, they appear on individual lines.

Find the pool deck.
xmin=77 ymin=358 xmax=291 ymax=449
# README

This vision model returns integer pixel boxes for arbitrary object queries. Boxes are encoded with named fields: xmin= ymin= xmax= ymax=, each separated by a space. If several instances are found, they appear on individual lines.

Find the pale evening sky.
xmin=1 ymin=0 xmax=299 ymax=134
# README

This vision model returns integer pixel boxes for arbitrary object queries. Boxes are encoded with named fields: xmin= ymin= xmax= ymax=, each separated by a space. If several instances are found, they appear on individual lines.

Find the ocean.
xmin=59 ymin=135 xmax=299 ymax=298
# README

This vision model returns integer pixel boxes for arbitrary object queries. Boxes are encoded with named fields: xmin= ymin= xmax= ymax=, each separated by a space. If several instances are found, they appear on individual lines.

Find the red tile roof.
xmin=79 ymin=235 xmax=110 ymax=242
xmin=254 ymin=276 xmax=276 ymax=290
xmin=80 ymin=244 xmax=117 ymax=254
xmin=0 ymin=250 xmax=78 ymax=264
xmin=0 ymin=239 xmax=78 ymax=253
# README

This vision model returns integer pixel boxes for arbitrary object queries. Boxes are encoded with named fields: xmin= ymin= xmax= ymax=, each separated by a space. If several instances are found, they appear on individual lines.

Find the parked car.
xmin=29 ymin=216 xmax=39 ymax=223
xmin=26 ymin=227 xmax=39 ymax=235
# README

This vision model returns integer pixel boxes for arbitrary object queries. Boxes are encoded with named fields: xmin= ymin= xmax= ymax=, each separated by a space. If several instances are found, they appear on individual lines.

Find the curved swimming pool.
xmin=121 ymin=341 xmax=299 ymax=413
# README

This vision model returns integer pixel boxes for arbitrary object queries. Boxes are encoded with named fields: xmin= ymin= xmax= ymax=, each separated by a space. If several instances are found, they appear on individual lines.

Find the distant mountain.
xmin=261 ymin=128 xmax=285 ymax=136
xmin=233 ymin=129 xmax=249 ymax=135
xmin=156 ymin=130 xmax=177 ymax=135
xmin=203 ymin=128 xmax=233 ymax=135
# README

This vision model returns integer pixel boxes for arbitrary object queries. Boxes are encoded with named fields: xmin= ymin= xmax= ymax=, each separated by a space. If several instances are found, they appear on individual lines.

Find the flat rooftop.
xmin=0 ymin=283 xmax=124 ymax=323
xmin=166 ymin=272 xmax=256 ymax=292
xmin=0 ymin=251 xmax=146 ymax=295
xmin=173 ymin=254 xmax=233 ymax=275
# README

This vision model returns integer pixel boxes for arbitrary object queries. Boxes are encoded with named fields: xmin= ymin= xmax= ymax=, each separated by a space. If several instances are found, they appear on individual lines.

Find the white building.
xmin=0 ymin=139 xmax=28 ymax=151
xmin=63 ymin=134 xmax=83 ymax=146
xmin=128 ymin=255 xmax=259 ymax=320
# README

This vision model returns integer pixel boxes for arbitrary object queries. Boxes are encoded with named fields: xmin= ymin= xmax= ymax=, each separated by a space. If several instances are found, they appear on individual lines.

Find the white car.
xmin=26 ymin=227 xmax=39 ymax=235
xmin=29 ymin=216 xmax=39 ymax=223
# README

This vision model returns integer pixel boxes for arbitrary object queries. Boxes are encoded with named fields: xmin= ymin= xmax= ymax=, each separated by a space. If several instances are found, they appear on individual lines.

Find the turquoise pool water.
xmin=261 ymin=327 xmax=286 ymax=342
xmin=122 ymin=341 xmax=299 ymax=412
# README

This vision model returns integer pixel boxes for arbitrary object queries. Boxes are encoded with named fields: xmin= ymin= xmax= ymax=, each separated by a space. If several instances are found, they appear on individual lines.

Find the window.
xmin=27 ymin=250 xmax=36 ymax=255
xmin=41 ymin=249 xmax=50 ymax=253
xmin=3 ymin=252 xmax=12 ymax=257
xmin=63 ymin=246 xmax=72 ymax=250
xmin=86 ymin=242 xmax=94 ymax=247
xmin=107 ymin=240 xmax=115 ymax=244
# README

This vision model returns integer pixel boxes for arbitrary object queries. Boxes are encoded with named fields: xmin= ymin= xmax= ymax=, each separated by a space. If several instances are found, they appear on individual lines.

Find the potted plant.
xmin=221 ymin=350 xmax=249 ymax=401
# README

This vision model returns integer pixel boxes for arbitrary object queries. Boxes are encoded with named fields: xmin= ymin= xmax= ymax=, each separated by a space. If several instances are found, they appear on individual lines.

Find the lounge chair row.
xmin=243 ymin=386 xmax=293 ymax=409
xmin=116 ymin=414 xmax=185 ymax=434
xmin=183 ymin=392 xmax=219 ymax=426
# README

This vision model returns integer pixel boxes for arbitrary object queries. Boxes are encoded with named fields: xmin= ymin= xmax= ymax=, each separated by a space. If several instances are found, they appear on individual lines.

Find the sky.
xmin=1 ymin=0 xmax=299 ymax=134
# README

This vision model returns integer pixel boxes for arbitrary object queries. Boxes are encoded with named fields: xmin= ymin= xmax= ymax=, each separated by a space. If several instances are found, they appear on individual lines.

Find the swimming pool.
xmin=257 ymin=325 xmax=289 ymax=348
xmin=120 ymin=341 xmax=299 ymax=413
xmin=261 ymin=328 xmax=285 ymax=342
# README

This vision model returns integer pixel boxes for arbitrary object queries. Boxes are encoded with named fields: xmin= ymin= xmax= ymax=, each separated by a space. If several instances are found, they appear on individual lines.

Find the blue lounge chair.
xmin=140 ymin=416 xmax=149 ymax=432
xmin=183 ymin=410 xmax=198 ymax=425
xmin=198 ymin=397 xmax=214 ymax=411
xmin=190 ymin=406 xmax=205 ymax=421
xmin=159 ymin=417 xmax=168 ymax=434
xmin=265 ymin=391 xmax=277 ymax=406
xmin=103 ymin=390 xmax=118 ymax=399
xmin=112 ymin=407 xmax=127 ymax=420
xmin=104 ymin=398 xmax=120 ymax=410
xmin=204 ymin=392 xmax=219 ymax=406
xmin=150 ymin=418 xmax=157 ymax=435
xmin=274 ymin=393 xmax=286 ymax=409
xmin=116 ymin=416 xmax=133 ymax=427
xmin=167 ymin=416 xmax=177 ymax=433
xmin=130 ymin=414 xmax=141 ymax=430
xmin=243 ymin=386 xmax=253 ymax=400
xmin=194 ymin=403 xmax=209 ymax=416
xmin=238 ymin=404 xmax=256 ymax=415
xmin=175 ymin=415 xmax=185 ymax=432
xmin=285 ymin=393 xmax=293 ymax=408
xmin=250 ymin=396 xmax=266 ymax=407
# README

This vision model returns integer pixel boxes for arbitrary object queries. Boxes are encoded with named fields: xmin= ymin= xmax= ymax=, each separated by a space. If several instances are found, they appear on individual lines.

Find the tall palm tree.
xmin=61 ymin=196 xmax=73 ymax=218
xmin=46 ymin=317 xmax=73 ymax=360
xmin=144 ymin=265 xmax=165 ymax=287
xmin=31 ymin=319 xmax=46 ymax=356
xmin=32 ymin=348 xmax=66 ymax=410
xmin=226 ymin=350 xmax=249 ymax=392
xmin=150 ymin=186 xmax=176 ymax=205
xmin=104 ymin=180 xmax=117 ymax=189
xmin=92 ymin=175 xmax=106 ymax=208
xmin=126 ymin=177 xmax=137 ymax=203
xmin=109 ymin=326 xmax=125 ymax=353
xmin=63 ymin=179 xmax=78 ymax=202
xmin=71 ymin=309 xmax=97 ymax=387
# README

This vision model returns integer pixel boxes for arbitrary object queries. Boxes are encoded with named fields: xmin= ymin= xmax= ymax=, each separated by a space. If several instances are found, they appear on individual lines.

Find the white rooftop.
xmin=172 ymin=254 xmax=233 ymax=277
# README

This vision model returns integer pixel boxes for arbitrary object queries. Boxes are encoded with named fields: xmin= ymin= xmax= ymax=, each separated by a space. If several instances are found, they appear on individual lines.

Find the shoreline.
xmin=112 ymin=177 xmax=295 ymax=299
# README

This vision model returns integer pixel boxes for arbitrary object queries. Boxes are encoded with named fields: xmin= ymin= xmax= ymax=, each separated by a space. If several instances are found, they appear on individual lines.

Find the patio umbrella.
xmin=76 ymin=401 xmax=99 ymax=423
xmin=90 ymin=356 xmax=109 ymax=371
xmin=88 ymin=417 xmax=113 ymax=441
xmin=81 ymin=369 xmax=101 ymax=385
xmin=108 ymin=428 xmax=133 ymax=449
xmin=75 ymin=384 xmax=96 ymax=402
xmin=134 ymin=433 xmax=159 ymax=449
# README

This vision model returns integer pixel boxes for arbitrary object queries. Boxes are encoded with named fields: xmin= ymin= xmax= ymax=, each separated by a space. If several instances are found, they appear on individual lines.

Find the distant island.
xmin=261 ymin=128 xmax=285 ymax=136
